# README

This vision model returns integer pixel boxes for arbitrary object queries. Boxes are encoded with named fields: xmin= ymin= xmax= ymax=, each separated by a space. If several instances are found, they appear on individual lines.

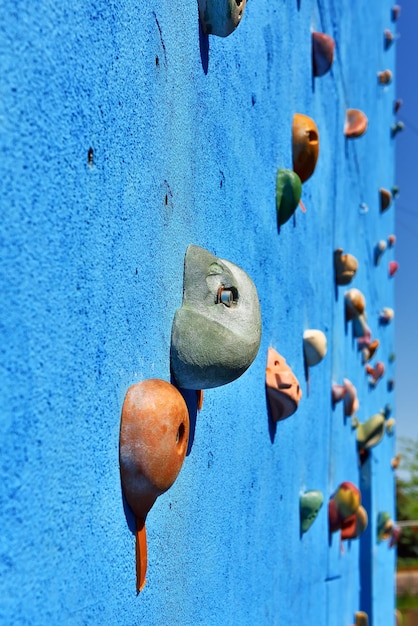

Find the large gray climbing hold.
xmin=171 ymin=244 xmax=261 ymax=389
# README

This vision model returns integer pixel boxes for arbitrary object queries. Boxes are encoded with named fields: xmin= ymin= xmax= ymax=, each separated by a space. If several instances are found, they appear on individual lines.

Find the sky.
xmin=394 ymin=0 xmax=418 ymax=447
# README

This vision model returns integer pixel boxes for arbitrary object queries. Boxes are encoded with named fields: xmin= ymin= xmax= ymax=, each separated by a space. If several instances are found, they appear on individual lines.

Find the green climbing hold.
xmin=300 ymin=490 xmax=324 ymax=533
xmin=276 ymin=169 xmax=302 ymax=227
xmin=356 ymin=413 xmax=385 ymax=451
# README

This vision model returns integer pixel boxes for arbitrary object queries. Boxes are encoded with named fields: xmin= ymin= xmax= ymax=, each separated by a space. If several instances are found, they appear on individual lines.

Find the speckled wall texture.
xmin=1 ymin=1 xmax=396 ymax=625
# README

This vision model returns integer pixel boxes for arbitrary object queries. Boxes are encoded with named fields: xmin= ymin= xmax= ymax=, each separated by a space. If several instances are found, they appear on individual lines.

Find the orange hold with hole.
xmin=265 ymin=348 xmax=302 ymax=422
xmin=292 ymin=113 xmax=320 ymax=183
xmin=119 ymin=379 xmax=190 ymax=591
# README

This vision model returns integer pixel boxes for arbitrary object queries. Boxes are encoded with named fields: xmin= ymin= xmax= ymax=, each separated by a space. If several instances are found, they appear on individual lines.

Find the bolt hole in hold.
xmin=176 ymin=422 xmax=185 ymax=446
xmin=307 ymin=130 xmax=318 ymax=144
xmin=155 ymin=56 xmax=159 ymax=67
xmin=216 ymin=285 xmax=238 ymax=307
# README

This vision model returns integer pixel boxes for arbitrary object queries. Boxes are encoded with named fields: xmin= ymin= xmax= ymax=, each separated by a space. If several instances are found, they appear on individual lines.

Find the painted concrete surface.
xmin=1 ymin=1 xmax=396 ymax=624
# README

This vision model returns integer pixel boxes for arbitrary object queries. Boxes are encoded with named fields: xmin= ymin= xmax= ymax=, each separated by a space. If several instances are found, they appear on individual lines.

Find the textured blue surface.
xmin=1 ymin=1 xmax=396 ymax=624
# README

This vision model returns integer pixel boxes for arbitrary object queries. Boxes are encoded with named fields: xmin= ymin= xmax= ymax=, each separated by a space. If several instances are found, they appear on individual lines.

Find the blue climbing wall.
xmin=0 ymin=1 xmax=396 ymax=624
